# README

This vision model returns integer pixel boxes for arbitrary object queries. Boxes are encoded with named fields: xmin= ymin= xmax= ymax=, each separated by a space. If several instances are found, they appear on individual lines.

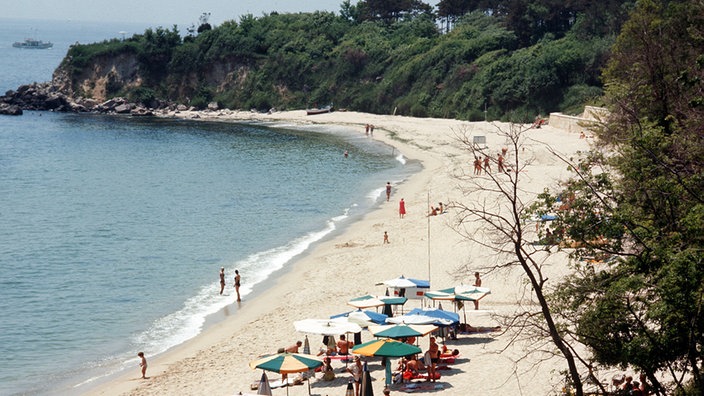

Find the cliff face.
xmin=53 ymin=52 xmax=255 ymax=106
xmin=53 ymin=52 xmax=142 ymax=102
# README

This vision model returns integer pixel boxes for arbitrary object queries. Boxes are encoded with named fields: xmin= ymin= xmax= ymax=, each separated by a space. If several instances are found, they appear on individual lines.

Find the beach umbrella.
xmin=294 ymin=318 xmax=362 ymax=336
xmin=348 ymin=295 xmax=385 ymax=309
xmin=361 ymin=362 xmax=374 ymax=396
xmin=256 ymin=371 xmax=272 ymax=396
xmin=386 ymin=312 xmax=455 ymax=326
xmin=250 ymin=352 xmax=323 ymax=396
xmin=348 ymin=295 xmax=407 ymax=309
xmin=250 ymin=352 xmax=323 ymax=374
xmin=381 ymin=275 xmax=417 ymax=288
xmin=303 ymin=335 xmax=311 ymax=355
xmin=425 ymin=286 xmax=491 ymax=325
xmin=352 ymin=338 xmax=422 ymax=358
xmin=368 ymin=324 xmax=438 ymax=339
xmin=330 ymin=310 xmax=388 ymax=327
xmin=405 ymin=308 xmax=460 ymax=326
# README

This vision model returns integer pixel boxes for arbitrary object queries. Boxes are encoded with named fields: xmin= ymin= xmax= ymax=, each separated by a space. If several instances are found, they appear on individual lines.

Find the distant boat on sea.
xmin=13 ymin=38 xmax=53 ymax=49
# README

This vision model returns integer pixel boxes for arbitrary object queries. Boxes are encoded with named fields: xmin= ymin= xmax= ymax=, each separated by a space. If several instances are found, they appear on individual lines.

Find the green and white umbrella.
xmin=352 ymin=338 xmax=421 ymax=357
xmin=249 ymin=352 xmax=323 ymax=396
xmin=249 ymin=352 xmax=322 ymax=374
xmin=368 ymin=323 xmax=437 ymax=339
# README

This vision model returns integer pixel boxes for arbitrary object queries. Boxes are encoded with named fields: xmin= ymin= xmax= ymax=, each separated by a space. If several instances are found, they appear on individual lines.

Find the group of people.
xmin=428 ymin=202 xmax=445 ymax=216
xmin=473 ymin=147 xmax=508 ymax=175
xmin=612 ymin=373 xmax=651 ymax=395
xmin=218 ymin=267 xmax=241 ymax=301
xmin=365 ymin=123 xmax=375 ymax=136
xmin=391 ymin=336 xmax=442 ymax=385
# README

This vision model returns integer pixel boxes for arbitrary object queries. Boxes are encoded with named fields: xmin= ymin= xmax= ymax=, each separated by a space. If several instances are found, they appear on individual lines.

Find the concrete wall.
xmin=548 ymin=106 xmax=608 ymax=134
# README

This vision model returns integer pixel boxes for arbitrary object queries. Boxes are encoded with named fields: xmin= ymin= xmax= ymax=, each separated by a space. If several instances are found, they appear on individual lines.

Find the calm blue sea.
xmin=0 ymin=19 xmax=418 ymax=395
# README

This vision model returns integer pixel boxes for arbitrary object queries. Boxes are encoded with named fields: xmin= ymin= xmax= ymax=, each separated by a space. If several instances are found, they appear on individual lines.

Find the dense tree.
xmin=532 ymin=0 xmax=704 ymax=393
xmin=57 ymin=0 xmax=628 ymax=118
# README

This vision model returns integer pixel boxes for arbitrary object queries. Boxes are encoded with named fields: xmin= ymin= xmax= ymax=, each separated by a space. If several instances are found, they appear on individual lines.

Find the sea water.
xmin=0 ymin=19 xmax=419 ymax=395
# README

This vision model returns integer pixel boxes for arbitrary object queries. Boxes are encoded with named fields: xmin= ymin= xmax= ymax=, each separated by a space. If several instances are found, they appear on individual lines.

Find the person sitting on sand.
xmin=337 ymin=334 xmax=353 ymax=355
xmin=393 ymin=358 xmax=407 ymax=383
xmin=285 ymin=340 xmax=302 ymax=353
xmin=321 ymin=356 xmax=335 ymax=381
xmin=405 ymin=356 xmax=425 ymax=376
xmin=428 ymin=206 xmax=438 ymax=216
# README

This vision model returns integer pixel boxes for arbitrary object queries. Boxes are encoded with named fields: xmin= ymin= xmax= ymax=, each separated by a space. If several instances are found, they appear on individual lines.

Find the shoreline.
xmin=85 ymin=110 xmax=591 ymax=396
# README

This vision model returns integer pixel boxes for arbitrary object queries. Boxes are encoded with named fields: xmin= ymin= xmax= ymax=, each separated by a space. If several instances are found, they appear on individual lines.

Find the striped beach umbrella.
xmin=249 ymin=352 xmax=323 ymax=374
xmin=352 ymin=338 xmax=421 ymax=357
xmin=250 ymin=353 xmax=323 ymax=396
xmin=368 ymin=324 xmax=437 ymax=339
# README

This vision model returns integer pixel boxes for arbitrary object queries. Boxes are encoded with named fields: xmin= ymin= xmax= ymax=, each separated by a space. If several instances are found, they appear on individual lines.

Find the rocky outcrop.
xmin=0 ymin=83 xmax=157 ymax=116
xmin=0 ymin=103 xmax=22 ymax=115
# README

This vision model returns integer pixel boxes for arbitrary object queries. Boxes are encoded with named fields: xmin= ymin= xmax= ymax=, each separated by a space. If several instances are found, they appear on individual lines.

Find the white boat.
xmin=13 ymin=38 xmax=53 ymax=49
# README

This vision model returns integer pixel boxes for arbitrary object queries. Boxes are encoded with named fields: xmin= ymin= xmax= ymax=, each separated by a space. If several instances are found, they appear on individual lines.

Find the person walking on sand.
xmin=399 ymin=198 xmax=406 ymax=218
xmin=483 ymin=156 xmax=491 ymax=173
xmin=234 ymin=270 xmax=241 ymax=301
xmin=219 ymin=267 xmax=225 ymax=295
xmin=383 ymin=231 xmax=390 ymax=244
xmin=137 ymin=352 xmax=148 ymax=379
xmin=386 ymin=182 xmax=392 ymax=202
xmin=497 ymin=153 xmax=505 ymax=173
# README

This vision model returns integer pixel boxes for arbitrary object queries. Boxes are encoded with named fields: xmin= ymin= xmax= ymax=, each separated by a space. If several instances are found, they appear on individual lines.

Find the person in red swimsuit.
xmin=399 ymin=198 xmax=406 ymax=218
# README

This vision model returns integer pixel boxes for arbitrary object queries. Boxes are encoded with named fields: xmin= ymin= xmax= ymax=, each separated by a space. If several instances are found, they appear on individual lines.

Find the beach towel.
xmin=412 ymin=372 xmax=441 ymax=381
xmin=397 ymin=382 xmax=445 ymax=393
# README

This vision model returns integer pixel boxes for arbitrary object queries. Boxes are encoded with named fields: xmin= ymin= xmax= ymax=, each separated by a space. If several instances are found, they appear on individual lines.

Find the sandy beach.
xmin=86 ymin=110 xmax=592 ymax=396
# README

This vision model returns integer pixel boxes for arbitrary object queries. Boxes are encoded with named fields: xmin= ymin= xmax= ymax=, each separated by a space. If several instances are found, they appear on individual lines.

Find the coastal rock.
xmin=0 ymin=103 xmax=23 ymax=116
xmin=207 ymin=101 xmax=219 ymax=111
xmin=114 ymin=103 xmax=133 ymax=114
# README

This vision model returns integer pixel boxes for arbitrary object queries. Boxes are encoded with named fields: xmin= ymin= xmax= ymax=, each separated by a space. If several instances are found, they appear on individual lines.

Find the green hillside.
xmin=58 ymin=0 xmax=635 ymax=121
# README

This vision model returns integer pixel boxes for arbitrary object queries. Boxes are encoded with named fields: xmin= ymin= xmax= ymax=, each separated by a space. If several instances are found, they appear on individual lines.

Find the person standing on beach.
xmin=234 ymin=270 xmax=241 ymax=301
xmin=427 ymin=337 xmax=439 ymax=382
xmin=399 ymin=198 xmax=406 ymax=218
xmin=383 ymin=231 xmax=390 ymax=244
xmin=473 ymin=272 xmax=482 ymax=310
xmin=219 ymin=267 xmax=225 ymax=295
xmin=137 ymin=352 xmax=148 ymax=379
xmin=386 ymin=182 xmax=392 ymax=201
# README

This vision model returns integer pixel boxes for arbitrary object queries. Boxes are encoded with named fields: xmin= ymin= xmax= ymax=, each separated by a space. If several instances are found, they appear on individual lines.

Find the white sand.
xmin=86 ymin=110 xmax=592 ymax=396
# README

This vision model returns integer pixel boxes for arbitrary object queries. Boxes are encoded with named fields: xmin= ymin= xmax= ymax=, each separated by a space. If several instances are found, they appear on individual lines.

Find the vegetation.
xmin=59 ymin=0 xmax=634 ymax=120
xmin=529 ymin=0 xmax=704 ymax=393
